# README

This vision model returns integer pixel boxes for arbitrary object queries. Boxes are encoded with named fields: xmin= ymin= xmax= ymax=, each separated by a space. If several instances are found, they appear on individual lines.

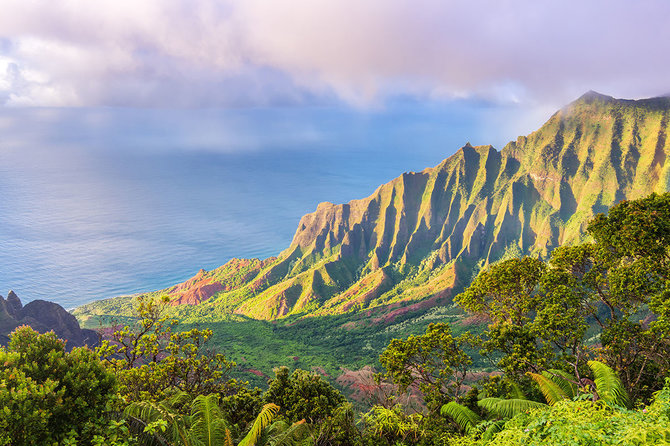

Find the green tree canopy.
xmin=0 ymin=326 xmax=117 ymax=445
xmin=456 ymin=192 xmax=670 ymax=402
xmin=379 ymin=322 xmax=472 ymax=409
xmin=263 ymin=367 xmax=346 ymax=424
xmin=98 ymin=295 xmax=239 ymax=403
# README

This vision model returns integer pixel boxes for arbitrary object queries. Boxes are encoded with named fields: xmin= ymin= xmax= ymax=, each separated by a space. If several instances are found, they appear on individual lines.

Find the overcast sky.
xmin=0 ymin=0 xmax=668 ymax=110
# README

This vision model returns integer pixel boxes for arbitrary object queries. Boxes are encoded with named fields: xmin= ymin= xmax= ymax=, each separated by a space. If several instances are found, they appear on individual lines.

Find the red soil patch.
xmin=166 ymin=269 xmax=224 ymax=305
xmin=311 ymin=366 xmax=329 ymax=377
xmin=336 ymin=366 xmax=423 ymax=409
xmin=336 ymin=366 xmax=379 ymax=402
xmin=371 ymin=291 xmax=451 ymax=325
xmin=459 ymin=313 xmax=491 ymax=327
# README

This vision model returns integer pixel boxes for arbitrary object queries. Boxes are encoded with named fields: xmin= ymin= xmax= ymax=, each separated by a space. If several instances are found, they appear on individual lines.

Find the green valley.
xmin=74 ymin=92 xmax=670 ymax=386
xmin=5 ymin=92 xmax=670 ymax=445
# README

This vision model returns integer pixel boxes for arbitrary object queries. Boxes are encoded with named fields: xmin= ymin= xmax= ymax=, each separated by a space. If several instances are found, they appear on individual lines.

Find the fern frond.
xmin=440 ymin=401 xmax=481 ymax=435
xmin=267 ymin=419 xmax=310 ymax=446
xmin=481 ymin=420 xmax=506 ymax=441
xmin=189 ymin=394 xmax=230 ymax=446
xmin=509 ymin=382 xmax=527 ymax=400
xmin=545 ymin=369 xmax=578 ymax=399
xmin=478 ymin=397 xmax=546 ymax=419
xmin=529 ymin=372 xmax=569 ymax=405
xmin=166 ymin=390 xmax=193 ymax=409
xmin=124 ymin=400 xmax=162 ymax=423
xmin=124 ymin=414 xmax=172 ymax=446
xmin=239 ymin=403 xmax=281 ymax=446
xmin=588 ymin=360 xmax=631 ymax=409
xmin=124 ymin=399 xmax=190 ymax=446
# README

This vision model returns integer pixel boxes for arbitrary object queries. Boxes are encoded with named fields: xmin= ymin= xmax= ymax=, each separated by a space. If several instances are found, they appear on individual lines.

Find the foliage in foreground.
xmin=2 ymin=192 xmax=670 ymax=445
xmin=452 ymin=380 xmax=670 ymax=446
xmin=0 ymin=326 xmax=118 ymax=446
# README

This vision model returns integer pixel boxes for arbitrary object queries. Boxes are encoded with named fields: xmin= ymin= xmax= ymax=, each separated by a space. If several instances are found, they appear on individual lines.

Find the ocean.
xmin=0 ymin=101 xmax=541 ymax=308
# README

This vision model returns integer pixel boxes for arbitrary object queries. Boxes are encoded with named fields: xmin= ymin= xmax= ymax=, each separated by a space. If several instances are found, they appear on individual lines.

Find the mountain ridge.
xmin=74 ymin=92 xmax=670 ymax=324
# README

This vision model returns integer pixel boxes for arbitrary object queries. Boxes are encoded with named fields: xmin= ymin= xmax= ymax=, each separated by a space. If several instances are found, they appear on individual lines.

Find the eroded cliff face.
xmin=217 ymin=93 xmax=670 ymax=320
xmin=80 ymin=92 xmax=670 ymax=321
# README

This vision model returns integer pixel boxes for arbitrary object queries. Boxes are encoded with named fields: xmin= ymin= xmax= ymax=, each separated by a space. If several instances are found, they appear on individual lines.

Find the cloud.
xmin=0 ymin=0 xmax=668 ymax=107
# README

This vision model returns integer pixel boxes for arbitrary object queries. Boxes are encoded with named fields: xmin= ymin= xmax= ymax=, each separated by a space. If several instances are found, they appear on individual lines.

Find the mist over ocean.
xmin=0 ymin=101 xmax=540 ymax=308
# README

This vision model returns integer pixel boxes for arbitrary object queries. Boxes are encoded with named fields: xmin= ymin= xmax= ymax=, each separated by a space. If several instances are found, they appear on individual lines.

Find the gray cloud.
xmin=0 ymin=0 xmax=668 ymax=108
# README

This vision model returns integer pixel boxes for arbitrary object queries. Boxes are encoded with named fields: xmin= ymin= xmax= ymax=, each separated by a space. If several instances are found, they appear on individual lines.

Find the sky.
xmin=1 ymin=0 xmax=669 ymax=111
xmin=1 ymin=0 xmax=669 ymax=304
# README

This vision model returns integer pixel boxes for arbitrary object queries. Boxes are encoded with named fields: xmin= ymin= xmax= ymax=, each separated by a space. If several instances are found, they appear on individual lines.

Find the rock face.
xmin=0 ymin=291 xmax=98 ymax=348
xmin=74 ymin=92 xmax=670 ymax=322
xmin=221 ymin=92 xmax=670 ymax=320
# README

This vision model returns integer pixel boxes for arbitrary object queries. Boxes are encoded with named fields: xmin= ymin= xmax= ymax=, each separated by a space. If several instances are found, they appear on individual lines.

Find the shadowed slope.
xmin=74 ymin=92 xmax=670 ymax=322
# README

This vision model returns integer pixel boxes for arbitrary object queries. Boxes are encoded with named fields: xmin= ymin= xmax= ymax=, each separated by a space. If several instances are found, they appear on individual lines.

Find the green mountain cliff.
xmin=75 ymin=92 xmax=670 ymax=324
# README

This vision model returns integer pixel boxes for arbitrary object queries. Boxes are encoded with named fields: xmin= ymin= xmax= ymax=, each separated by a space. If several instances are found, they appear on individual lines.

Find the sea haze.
xmin=0 ymin=101 xmax=541 ymax=308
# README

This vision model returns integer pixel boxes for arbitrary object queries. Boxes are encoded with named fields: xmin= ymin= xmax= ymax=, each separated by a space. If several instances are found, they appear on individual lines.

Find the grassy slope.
xmin=74 ymin=92 xmax=670 ymax=387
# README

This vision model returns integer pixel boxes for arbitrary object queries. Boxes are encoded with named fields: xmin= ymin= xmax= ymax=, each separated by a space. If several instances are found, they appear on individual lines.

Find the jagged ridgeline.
xmin=75 ymin=92 xmax=670 ymax=322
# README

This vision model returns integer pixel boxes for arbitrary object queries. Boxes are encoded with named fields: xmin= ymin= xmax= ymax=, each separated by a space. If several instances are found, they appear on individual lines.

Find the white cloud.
xmin=0 ymin=0 xmax=668 ymax=107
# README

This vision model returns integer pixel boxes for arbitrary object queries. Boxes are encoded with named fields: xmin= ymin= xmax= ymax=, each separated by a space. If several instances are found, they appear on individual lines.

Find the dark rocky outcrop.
xmin=0 ymin=291 xmax=98 ymax=349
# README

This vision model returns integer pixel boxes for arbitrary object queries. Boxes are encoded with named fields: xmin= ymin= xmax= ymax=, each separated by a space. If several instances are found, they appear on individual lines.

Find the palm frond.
xmin=478 ymin=397 xmax=546 ymax=419
xmin=529 ymin=372 xmax=569 ymax=405
xmin=477 ymin=397 xmax=503 ymax=414
xmin=124 ymin=414 xmax=172 ymax=446
xmin=267 ymin=419 xmax=310 ymax=446
xmin=239 ymin=403 xmax=281 ymax=446
xmin=124 ymin=399 xmax=190 ymax=446
xmin=481 ymin=420 xmax=506 ymax=441
xmin=545 ymin=369 xmax=578 ymax=399
xmin=509 ymin=381 xmax=527 ymax=400
xmin=166 ymin=390 xmax=193 ymax=409
xmin=124 ymin=400 xmax=164 ymax=424
xmin=189 ymin=394 xmax=231 ymax=446
xmin=588 ymin=360 xmax=631 ymax=409
xmin=440 ymin=401 xmax=481 ymax=435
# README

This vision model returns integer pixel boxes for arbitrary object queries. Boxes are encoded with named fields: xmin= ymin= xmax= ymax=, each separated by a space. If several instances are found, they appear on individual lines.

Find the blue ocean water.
xmin=0 ymin=102 xmax=540 ymax=308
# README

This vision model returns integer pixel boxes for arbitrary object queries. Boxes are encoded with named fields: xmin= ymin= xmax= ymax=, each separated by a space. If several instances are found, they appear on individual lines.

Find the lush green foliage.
xmin=8 ymin=192 xmax=670 ymax=444
xmin=0 ymin=326 xmax=118 ymax=446
xmin=98 ymin=295 xmax=240 ymax=403
xmin=264 ymin=367 xmax=346 ymax=424
xmin=451 ymin=380 xmax=670 ymax=445
xmin=125 ymin=390 xmax=280 ymax=446
xmin=379 ymin=322 xmax=472 ymax=409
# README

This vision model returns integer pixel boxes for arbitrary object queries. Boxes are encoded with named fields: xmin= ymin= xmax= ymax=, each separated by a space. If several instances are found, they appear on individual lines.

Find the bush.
xmin=264 ymin=367 xmax=346 ymax=423
xmin=0 ymin=326 xmax=117 ymax=445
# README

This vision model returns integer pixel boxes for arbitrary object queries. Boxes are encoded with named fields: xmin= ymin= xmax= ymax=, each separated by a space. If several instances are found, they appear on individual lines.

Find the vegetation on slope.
xmin=5 ymin=192 xmax=670 ymax=445
xmin=75 ymin=92 xmax=670 ymax=325
xmin=71 ymin=92 xmax=670 ymax=390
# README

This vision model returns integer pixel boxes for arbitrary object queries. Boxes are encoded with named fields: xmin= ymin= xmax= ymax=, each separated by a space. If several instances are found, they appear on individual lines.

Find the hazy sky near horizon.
xmin=0 ymin=0 xmax=668 ymax=111
xmin=2 ymin=0 xmax=669 ymax=304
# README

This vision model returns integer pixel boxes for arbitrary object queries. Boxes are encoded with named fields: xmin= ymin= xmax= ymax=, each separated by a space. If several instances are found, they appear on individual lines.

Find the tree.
xmin=378 ymin=323 xmax=472 ymax=409
xmin=263 ymin=367 xmax=346 ymax=424
xmin=0 ymin=326 xmax=118 ymax=445
xmin=584 ymin=193 xmax=670 ymax=400
xmin=455 ymin=257 xmax=552 ymax=379
xmin=456 ymin=193 xmax=670 ymax=403
xmin=98 ymin=295 xmax=239 ymax=403
xmin=219 ymin=387 xmax=264 ymax=435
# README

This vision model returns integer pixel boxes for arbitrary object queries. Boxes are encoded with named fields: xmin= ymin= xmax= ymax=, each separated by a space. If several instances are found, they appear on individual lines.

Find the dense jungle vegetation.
xmin=2 ymin=192 xmax=670 ymax=445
